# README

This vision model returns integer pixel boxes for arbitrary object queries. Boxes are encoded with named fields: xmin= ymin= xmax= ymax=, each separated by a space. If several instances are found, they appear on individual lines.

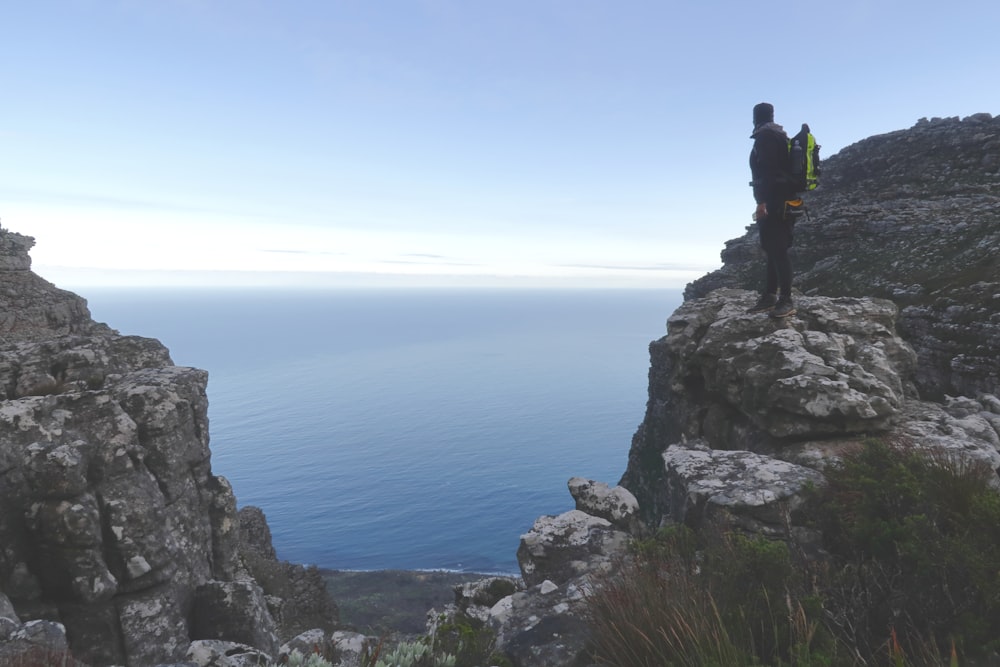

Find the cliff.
xmin=686 ymin=113 xmax=1000 ymax=399
xmin=618 ymin=289 xmax=1000 ymax=529
xmin=0 ymin=232 xmax=336 ymax=666
xmin=491 ymin=291 xmax=998 ymax=666
xmin=478 ymin=114 xmax=1000 ymax=666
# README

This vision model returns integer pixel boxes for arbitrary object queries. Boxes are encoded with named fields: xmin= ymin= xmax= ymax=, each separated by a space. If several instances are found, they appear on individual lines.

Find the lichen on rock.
xmin=0 ymin=228 xmax=336 ymax=667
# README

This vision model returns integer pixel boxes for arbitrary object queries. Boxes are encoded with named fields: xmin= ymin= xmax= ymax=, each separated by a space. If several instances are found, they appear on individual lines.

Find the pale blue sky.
xmin=2 ymin=1 xmax=998 ymax=288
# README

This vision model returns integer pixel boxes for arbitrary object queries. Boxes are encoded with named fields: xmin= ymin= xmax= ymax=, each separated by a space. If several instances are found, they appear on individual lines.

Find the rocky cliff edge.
xmin=0 ymin=231 xmax=336 ymax=666
xmin=496 ymin=114 xmax=1000 ymax=666
xmin=498 ymin=288 xmax=1000 ymax=667
xmin=687 ymin=113 xmax=1000 ymax=399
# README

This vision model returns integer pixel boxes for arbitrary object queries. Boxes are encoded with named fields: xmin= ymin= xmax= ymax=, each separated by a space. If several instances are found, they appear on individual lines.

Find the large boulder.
xmin=662 ymin=441 xmax=824 ymax=534
xmin=516 ymin=510 xmax=629 ymax=587
xmin=489 ymin=578 xmax=593 ymax=667
xmin=280 ymin=628 xmax=337 ymax=662
xmin=567 ymin=477 xmax=643 ymax=535
xmin=659 ymin=289 xmax=916 ymax=440
xmin=186 ymin=639 xmax=272 ymax=667
xmin=495 ymin=481 xmax=635 ymax=666
xmin=0 ymin=591 xmax=83 ymax=666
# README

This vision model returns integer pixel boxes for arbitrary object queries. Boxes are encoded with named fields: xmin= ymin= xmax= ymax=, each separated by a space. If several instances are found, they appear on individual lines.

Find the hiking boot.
xmin=769 ymin=298 xmax=797 ymax=319
xmin=746 ymin=293 xmax=778 ymax=314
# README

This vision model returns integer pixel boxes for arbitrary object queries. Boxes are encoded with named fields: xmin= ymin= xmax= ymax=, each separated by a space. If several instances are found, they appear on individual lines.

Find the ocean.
xmin=82 ymin=288 xmax=682 ymax=574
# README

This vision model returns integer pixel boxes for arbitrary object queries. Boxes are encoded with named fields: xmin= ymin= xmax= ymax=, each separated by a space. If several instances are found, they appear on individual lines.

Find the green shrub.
xmin=431 ymin=615 xmax=510 ymax=667
xmin=587 ymin=438 xmax=1000 ymax=665
xmin=801 ymin=437 xmax=1000 ymax=661
xmin=359 ymin=622 xmax=503 ymax=667
xmin=586 ymin=525 xmax=833 ymax=666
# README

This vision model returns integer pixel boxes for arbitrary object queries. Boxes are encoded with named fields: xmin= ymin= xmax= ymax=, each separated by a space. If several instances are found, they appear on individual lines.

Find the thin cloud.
xmin=0 ymin=186 xmax=270 ymax=220
xmin=380 ymin=258 xmax=482 ymax=267
xmin=559 ymin=261 xmax=716 ymax=272
xmin=400 ymin=253 xmax=451 ymax=259
xmin=259 ymin=248 xmax=347 ymax=256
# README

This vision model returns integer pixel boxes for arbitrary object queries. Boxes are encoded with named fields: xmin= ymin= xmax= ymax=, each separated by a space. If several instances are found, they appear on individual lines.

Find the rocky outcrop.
xmin=498 ymin=283 xmax=1000 ymax=665
xmin=489 ymin=578 xmax=593 ymax=667
xmin=516 ymin=510 xmax=629 ymax=588
xmin=238 ymin=506 xmax=339 ymax=640
xmin=497 ymin=115 xmax=1000 ymax=661
xmin=567 ymin=477 xmax=643 ymax=536
xmin=657 ymin=290 xmax=918 ymax=438
xmin=0 ymin=590 xmax=83 ymax=666
xmin=660 ymin=442 xmax=824 ymax=536
xmin=0 ymin=232 xmax=104 ymax=345
xmin=410 ymin=479 xmax=635 ymax=667
xmin=470 ymin=479 xmax=636 ymax=667
xmin=686 ymin=113 xmax=1000 ymax=400
xmin=0 ymin=230 xmax=336 ymax=666
xmin=621 ymin=288 xmax=1000 ymax=529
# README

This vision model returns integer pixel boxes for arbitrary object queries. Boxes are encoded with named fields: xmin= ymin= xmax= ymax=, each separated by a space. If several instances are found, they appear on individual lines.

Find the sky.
xmin=2 ymin=1 xmax=998 ymax=290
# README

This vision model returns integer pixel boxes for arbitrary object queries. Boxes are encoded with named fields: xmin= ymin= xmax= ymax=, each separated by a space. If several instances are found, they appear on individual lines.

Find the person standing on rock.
xmin=747 ymin=102 xmax=797 ymax=318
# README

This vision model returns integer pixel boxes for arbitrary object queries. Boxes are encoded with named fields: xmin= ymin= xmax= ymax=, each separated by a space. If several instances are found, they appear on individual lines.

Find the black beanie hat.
xmin=753 ymin=102 xmax=774 ymax=126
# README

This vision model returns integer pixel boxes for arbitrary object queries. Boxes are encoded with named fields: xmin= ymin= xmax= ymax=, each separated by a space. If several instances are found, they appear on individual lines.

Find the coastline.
xmin=321 ymin=569 xmax=515 ymax=635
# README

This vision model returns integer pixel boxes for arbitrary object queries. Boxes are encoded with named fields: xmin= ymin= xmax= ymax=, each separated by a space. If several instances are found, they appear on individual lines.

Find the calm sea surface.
xmin=82 ymin=288 xmax=682 ymax=573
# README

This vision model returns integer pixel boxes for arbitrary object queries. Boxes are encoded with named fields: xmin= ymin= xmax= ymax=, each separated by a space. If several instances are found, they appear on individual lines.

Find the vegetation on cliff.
xmin=587 ymin=438 xmax=1000 ymax=665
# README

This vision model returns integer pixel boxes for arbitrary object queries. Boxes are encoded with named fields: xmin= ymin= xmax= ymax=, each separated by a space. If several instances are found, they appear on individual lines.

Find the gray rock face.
xmin=191 ymin=580 xmax=280 ymax=656
xmin=662 ymin=441 xmax=824 ymax=535
xmin=0 ymin=229 xmax=334 ymax=665
xmin=329 ymin=631 xmax=375 ymax=667
xmin=621 ymin=287 xmax=1000 ymax=532
xmin=237 ymin=506 xmax=339 ymax=640
xmin=0 ymin=591 xmax=82 ymax=666
xmin=426 ymin=575 xmax=522 ymax=632
xmin=662 ymin=290 xmax=917 ymax=439
xmin=489 ymin=578 xmax=593 ymax=667
xmin=0 ymin=343 xmax=235 ymax=666
xmin=280 ymin=628 xmax=335 ymax=661
xmin=686 ymin=113 xmax=1000 ymax=399
xmin=503 ymin=282 xmax=1000 ymax=662
xmin=0 ymin=232 xmax=105 ymax=344
xmin=488 ymin=480 xmax=633 ymax=667
xmin=567 ymin=477 xmax=643 ymax=535
xmin=499 ymin=287 xmax=962 ymax=664
xmin=186 ymin=639 xmax=272 ymax=667
xmin=517 ymin=510 xmax=630 ymax=588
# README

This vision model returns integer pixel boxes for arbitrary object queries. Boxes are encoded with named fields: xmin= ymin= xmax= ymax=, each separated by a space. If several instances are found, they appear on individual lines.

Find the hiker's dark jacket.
xmin=749 ymin=122 xmax=793 ymax=210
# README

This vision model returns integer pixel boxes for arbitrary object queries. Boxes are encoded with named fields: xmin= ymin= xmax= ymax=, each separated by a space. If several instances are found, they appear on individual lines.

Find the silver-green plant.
xmin=280 ymin=649 xmax=336 ymax=667
xmin=373 ymin=639 xmax=456 ymax=667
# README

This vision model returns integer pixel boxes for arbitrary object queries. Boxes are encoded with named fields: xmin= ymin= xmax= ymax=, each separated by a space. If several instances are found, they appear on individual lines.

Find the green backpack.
xmin=788 ymin=124 xmax=821 ymax=192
